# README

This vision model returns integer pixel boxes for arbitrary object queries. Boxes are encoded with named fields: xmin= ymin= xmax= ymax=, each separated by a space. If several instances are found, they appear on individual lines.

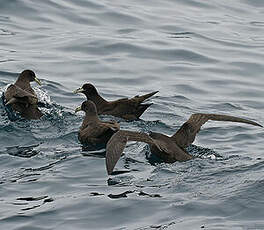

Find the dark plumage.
xmin=4 ymin=70 xmax=43 ymax=120
xmin=106 ymin=113 xmax=262 ymax=175
xmin=74 ymin=83 xmax=158 ymax=120
xmin=75 ymin=100 xmax=120 ymax=148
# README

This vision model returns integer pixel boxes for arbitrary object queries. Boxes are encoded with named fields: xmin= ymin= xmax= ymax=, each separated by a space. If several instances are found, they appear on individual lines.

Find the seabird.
xmin=3 ymin=69 xmax=43 ymax=120
xmin=75 ymin=100 xmax=120 ymax=148
xmin=74 ymin=83 xmax=158 ymax=120
xmin=106 ymin=113 xmax=262 ymax=174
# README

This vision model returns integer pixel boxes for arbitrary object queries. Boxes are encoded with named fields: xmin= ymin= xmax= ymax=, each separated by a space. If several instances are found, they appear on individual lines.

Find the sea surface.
xmin=1 ymin=0 xmax=264 ymax=229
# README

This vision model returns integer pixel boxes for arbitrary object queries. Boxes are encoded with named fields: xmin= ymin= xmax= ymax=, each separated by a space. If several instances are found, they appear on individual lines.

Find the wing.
xmin=107 ymin=91 xmax=158 ymax=117
xmin=103 ymin=120 xmax=120 ymax=132
xmin=108 ymin=98 xmax=136 ymax=114
xmin=106 ymin=130 xmax=156 ymax=175
xmin=79 ymin=123 xmax=111 ymax=140
xmin=172 ymin=113 xmax=262 ymax=148
xmin=6 ymin=85 xmax=37 ymax=99
xmin=5 ymin=84 xmax=37 ymax=105
xmin=156 ymin=140 xmax=193 ymax=162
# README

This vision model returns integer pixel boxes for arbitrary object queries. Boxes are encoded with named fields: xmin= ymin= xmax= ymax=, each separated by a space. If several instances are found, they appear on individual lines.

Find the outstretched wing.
xmin=106 ymin=130 xmax=155 ymax=175
xmin=172 ymin=113 xmax=262 ymax=148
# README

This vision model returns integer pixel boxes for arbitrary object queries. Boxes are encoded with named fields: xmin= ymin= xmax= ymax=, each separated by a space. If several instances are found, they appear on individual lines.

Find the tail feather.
xmin=135 ymin=103 xmax=153 ymax=118
xmin=135 ymin=91 xmax=158 ymax=103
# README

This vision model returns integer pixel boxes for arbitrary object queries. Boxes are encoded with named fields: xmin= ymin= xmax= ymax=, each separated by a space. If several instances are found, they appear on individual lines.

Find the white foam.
xmin=34 ymin=87 xmax=51 ymax=104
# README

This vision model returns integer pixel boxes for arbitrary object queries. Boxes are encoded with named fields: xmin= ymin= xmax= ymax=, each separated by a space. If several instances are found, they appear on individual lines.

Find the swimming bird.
xmin=3 ymin=70 xmax=43 ymax=120
xmin=73 ymin=83 xmax=158 ymax=120
xmin=75 ymin=100 xmax=120 ymax=148
xmin=106 ymin=113 xmax=262 ymax=174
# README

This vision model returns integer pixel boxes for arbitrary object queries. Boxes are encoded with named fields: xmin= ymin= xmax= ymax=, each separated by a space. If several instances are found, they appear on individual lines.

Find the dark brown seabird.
xmin=75 ymin=100 xmax=120 ymax=147
xmin=4 ymin=70 xmax=43 ymax=120
xmin=106 ymin=113 xmax=262 ymax=175
xmin=73 ymin=83 xmax=158 ymax=120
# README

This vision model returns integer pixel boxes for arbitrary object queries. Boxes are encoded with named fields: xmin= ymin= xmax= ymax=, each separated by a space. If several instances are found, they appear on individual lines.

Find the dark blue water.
xmin=1 ymin=0 xmax=264 ymax=229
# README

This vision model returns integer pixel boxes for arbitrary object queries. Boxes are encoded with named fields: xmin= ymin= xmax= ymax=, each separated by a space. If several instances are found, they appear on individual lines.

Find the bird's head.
xmin=19 ymin=70 xmax=41 ymax=85
xmin=75 ymin=100 xmax=98 ymax=116
xmin=73 ymin=83 xmax=98 ymax=99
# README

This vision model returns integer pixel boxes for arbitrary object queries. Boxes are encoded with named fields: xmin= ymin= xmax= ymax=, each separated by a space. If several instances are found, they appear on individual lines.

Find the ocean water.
xmin=1 ymin=0 xmax=264 ymax=229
